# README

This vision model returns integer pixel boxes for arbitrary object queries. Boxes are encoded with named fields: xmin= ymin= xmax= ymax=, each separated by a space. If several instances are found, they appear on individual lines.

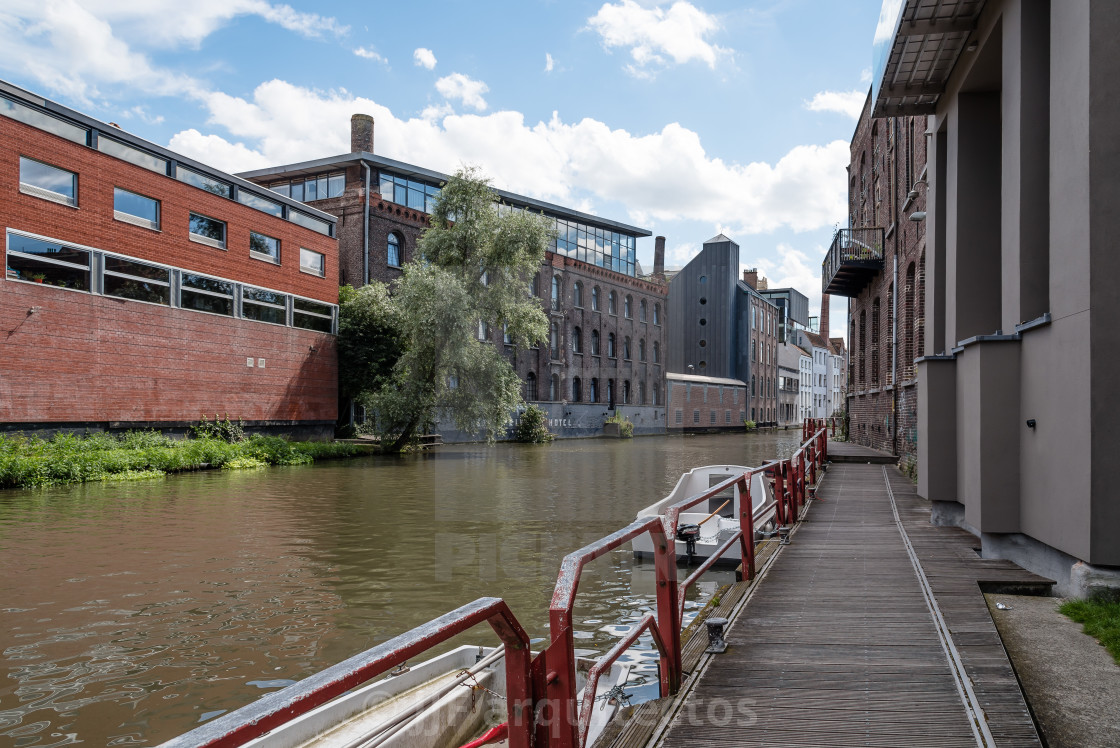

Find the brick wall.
xmin=845 ymin=95 xmax=927 ymax=459
xmin=666 ymin=377 xmax=748 ymax=432
xmin=1 ymin=113 xmax=339 ymax=429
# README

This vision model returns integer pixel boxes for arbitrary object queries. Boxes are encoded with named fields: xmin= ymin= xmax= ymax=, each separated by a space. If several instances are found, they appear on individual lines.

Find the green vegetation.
xmin=0 ymin=430 xmax=359 ymax=489
xmin=743 ymin=419 xmax=757 ymax=431
xmin=345 ymin=167 xmax=552 ymax=452
xmin=1060 ymin=596 xmax=1120 ymax=665
xmin=605 ymin=411 xmax=634 ymax=438
xmin=513 ymin=404 xmax=554 ymax=443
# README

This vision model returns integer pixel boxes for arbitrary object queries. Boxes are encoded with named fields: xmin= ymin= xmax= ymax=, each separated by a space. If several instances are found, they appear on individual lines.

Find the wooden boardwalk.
xmin=648 ymin=461 xmax=1051 ymax=748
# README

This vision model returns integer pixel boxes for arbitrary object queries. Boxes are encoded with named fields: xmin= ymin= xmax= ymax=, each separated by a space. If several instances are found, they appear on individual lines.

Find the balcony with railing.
xmin=822 ymin=227 xmax=885 ymax=297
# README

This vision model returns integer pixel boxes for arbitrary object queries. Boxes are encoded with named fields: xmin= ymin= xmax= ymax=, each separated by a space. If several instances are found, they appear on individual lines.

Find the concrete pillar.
xmin=917 ymin=356 xmax=957 ymax=504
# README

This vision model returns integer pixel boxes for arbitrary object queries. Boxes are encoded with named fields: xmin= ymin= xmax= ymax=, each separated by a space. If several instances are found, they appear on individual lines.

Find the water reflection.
xmin=0 ymin=431 xmax=800 ymax=745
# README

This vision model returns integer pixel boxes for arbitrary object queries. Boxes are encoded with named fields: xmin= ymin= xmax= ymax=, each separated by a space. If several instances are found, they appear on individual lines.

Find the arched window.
xmin=623 ymin=336 xmax=631 ymax=360
xmin=607 ymin=333 xmax=616 ymax=358
xmin=572 ymin=326 xmax=582 ymax=354
xmin=624 ymin=380 xmax=631 ymax=404
xmin=591 ymin=329 xmax=600 ymax=355
xmin=640 ymin=300 xmax=647 ymax=322
xmin=525 ymin=372 xmax=537 ymax=401
xmin=624 ymin=295 xmax=632 ymax=318
xmin=608 ymin=292 xmax=617 ymax=315
xmin=573 ymin=282 xmax=583 ymax=308
xmin=653 ymin=382 xmax=660 ymax=406
xmin=532 ymin=272 xmax=540 ymax=297
xmin=653 ymin=341 xmax=660 ymax=363
xmin=639 ymin=338 xmax=646 ymax=361
xmin=551 ymin=276 xmax=561 ymax=311
xmin=886 ymin=282 xmax=894 ymax=386
xmin=550 ymin=373 xmax=560 ymax=401
xmin=592 ymin=286 xmax=601 ymax=311
xmin=859 ymin=310 xmax=867 ymax=384
xmin=904 ymin=262 xmax=916 ymax=380
xmin=653 ymin=303 xmax=661 ymax=325
xmin=572 ymin=377 xmax=582 ymax=402
xmin=607 ymin=379 xmax=615 ymax=406
xmin=871 ymin=298 xmax=881 ymax=386
xmin=751 ymin=375 xmax=756 ymax=396
xmin=550 ymin=321 xmax=560 ymax=359
xmin=387 ymin=233 xmax=401 ymax=267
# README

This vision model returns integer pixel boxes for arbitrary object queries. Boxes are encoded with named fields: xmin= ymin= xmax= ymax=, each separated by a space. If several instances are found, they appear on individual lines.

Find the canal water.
xmin=0 ymin=431 xmax=801 ymax=746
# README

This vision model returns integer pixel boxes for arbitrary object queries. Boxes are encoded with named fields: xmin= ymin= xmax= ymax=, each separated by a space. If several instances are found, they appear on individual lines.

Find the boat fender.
xmin=456 ymin=722 xmax=508 ymax=748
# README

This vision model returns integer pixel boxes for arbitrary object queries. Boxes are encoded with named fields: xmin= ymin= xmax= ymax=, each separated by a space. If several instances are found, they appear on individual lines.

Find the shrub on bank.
xmin=0 ymin=431 xmax=359 ymax=489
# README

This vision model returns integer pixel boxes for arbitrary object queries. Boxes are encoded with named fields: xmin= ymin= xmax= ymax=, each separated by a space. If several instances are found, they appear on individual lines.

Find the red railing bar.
xmin=676 ymin=529 xmax=745 ymax=624
xmin=159 ymin=597 xmax=533 ymax=748
xmin=575 ymin=612 xmax=668 ymax=748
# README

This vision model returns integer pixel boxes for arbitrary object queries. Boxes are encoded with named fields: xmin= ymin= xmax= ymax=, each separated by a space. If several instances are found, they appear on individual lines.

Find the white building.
xmin=792 ymin=330 xmax=832 ymax=419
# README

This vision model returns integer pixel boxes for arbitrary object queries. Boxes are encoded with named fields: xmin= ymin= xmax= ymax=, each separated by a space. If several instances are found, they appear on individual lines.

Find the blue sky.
xmin=0 ymin=0 xmax=899 ymax=338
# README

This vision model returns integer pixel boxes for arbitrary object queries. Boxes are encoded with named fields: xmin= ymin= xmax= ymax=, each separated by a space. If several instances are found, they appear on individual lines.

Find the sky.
xmin=0 ymin=0 xmax=902 ymax=340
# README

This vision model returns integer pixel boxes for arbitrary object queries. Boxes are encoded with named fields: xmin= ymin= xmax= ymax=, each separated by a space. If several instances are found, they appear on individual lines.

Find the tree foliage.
xmin=337 ymin=283 xmax=404 ymax=401
xmin=359 ymin=167 xmax=552 ymax=451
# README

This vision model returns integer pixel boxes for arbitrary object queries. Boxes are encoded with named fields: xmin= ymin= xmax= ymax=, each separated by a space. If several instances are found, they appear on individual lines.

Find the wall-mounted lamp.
xmin=1026 ymin=419 xmax=1037 ymax=429
xmin=909 ymin=211 xmax=927 ymax=222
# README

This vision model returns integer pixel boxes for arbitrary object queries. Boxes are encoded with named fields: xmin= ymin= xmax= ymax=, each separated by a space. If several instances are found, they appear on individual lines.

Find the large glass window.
xmin=98 ymin=137 xmax=167 ymax=174
xmin=294 ymin=298 xmax=333 ymax=332
xmin=180 ymin=273 xmax=234 ymax=316
xmin=380 ymin=172 xmax=441 ymax=213
xmin=104 ymin=255 xmax=170 ymax=305
xmin=113 ymin=188 xmax=160 ymax=230
xmin=243 ymin=287 xmax=288 ymax=326
xmin=550 ymin=218 xmax=637 ymax=277
xmin=238 ymin=191 xmax=284 ymax=217
xmin=289 ymin=210 xmax=331 ymax=236
xmin=189 ymin=213 xmax=226 ymax=249
xmin=5 ymin=232 xmax=90 ymax=290
xmin=250 ymin=231 xmax=280 ymax=263
xmin=177 ymin=166 xmax=231 ymax=197
xmin=270 ymin=172 xmax=346 ymax=202
xmin=300 ymin=248 xmax=325 ymax=276
xmin=387 ymin=233 xmax=401 ymax=267
xmin=19 ymin=157 xmax=77 ymax=206
xmin=1 ymin=95 xmax=87 ymax=144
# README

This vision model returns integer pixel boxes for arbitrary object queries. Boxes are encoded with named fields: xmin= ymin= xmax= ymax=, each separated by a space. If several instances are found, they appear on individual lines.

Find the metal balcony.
xmin=822 ymin=228 xmax=885 ymax=297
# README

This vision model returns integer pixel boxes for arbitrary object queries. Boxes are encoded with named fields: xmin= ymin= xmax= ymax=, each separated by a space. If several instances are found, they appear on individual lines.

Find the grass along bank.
xmin=0 ymin=430 xmax=361 ymax=489
xmin=1060 ymin=596 xmax=1120 ymax=665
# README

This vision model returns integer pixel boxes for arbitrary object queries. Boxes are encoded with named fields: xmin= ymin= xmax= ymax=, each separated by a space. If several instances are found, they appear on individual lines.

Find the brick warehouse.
xmin=240 ymin=115 xmax=669 ymax=437
xmin=824 ymin=90 xmax=927 ymax=462
xmin=0 ymin=80 xmax=340 ymax=437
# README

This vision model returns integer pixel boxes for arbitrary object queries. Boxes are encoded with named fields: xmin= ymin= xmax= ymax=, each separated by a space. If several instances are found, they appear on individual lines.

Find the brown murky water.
xmin=0 ymin=431 xmax=800 ymax=746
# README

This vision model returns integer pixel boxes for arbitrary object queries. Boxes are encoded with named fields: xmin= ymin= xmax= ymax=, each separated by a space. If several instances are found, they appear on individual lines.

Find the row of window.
xmin=16 ymin=157 xmax=326 ymax=277
xmin=525 ymin=373 xmax=661 ymax=406
xmin=268 ymin=172 xmax=346 ymax=203
xmin=548 ymin=322 xmax=661 ymax=362
xmin=675 ymin=409 xmax=746 ymax=426
xmin=4 ymin=230 xmax=336 ymax=333
xmin=545 ymin=276 xmax=662 ymax=323
xmin=1 ymin=93 xmax=332 ymax=236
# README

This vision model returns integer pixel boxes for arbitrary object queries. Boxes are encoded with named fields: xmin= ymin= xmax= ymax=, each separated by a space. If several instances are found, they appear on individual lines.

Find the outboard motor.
xmin=676 ymin=523 xmax=701 ymax=565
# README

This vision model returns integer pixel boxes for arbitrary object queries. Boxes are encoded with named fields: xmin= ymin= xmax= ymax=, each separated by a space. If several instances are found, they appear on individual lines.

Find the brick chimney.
xmin=654 ymin=236 xmax=665 ymax=277
xmin=742 ymin=268 xmax=758 ymax=289
xmin=820 ymin=292 xmax=830 ymax=340
xmin=351 ymin=113 xmax=374 ymax=153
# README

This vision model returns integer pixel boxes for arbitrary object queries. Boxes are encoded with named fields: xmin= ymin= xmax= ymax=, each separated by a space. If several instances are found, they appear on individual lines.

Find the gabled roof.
xmin=704 ymin=233 xmax=734 ymax=244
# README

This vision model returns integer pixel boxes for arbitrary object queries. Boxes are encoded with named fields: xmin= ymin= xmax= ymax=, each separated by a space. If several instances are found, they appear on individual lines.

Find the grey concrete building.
xmin=873 ymin=0 xmax=1120 ymax=595
xmin=666 ymin=235 xmax=779 ymax=425
xmin=759 ymin=287 xmax=809 ymax=343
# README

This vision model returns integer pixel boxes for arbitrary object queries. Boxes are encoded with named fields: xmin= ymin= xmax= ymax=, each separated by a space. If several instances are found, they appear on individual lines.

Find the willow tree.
xmin=364 ymin=168 xmax=552 ymax=451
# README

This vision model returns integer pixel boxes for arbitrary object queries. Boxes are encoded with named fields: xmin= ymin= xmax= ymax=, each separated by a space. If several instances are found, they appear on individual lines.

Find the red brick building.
xmin=0 ymin=80 xmax=340 ymax=436
xmin=823 ymin=91 xmax=927 ymax=461
xmin=240 ymin=115 xmax=669 ymax=437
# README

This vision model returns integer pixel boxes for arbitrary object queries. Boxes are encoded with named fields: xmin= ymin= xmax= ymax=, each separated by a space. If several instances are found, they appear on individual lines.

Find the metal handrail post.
xmin=773 ymin=461 xmax=787 ymax=526
xmin=652 ymin=520 xmax=682 ymax=694
xmin=737 ymin=474 xmax=757 ymax=580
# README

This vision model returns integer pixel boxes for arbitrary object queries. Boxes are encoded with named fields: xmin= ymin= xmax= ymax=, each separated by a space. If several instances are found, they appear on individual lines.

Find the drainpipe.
xmin=362 ymin=161 xmax=371 ymax=285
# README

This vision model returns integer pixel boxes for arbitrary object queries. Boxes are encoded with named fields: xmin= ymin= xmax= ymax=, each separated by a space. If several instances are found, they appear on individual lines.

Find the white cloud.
xmin=435 ymin=73 xmax=489 ymax=111
xmin=353 ymin=46 xmax=386 ymax=63
xmin=587 ymin=0 xmax=731 ymax=76
xmin=0 ymin=0 xmax=347 ymax=103
xmin=413 ymin=47 xmax=437 ymax=70
xmin=874 ymin=0 xmax=904 ymax=45
xmin=545 ymin=53 xmax=555 ymax=73
xmin=805 ymin=89 xmax=867 ymax=119
xmin=860 ymin=66 xmax=872 ymax=85
xmin=170 ymin=80 xmax=848 ymax=239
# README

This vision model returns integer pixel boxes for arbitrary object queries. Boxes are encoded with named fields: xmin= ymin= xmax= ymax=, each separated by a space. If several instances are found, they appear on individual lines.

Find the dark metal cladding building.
xmin=667 ymin=234 xmax=779 ymax=426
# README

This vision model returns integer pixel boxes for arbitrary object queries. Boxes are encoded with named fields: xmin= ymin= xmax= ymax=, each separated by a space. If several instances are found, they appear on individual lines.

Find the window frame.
xmin=249 ymin=230 xmax=281 ymax=265
xmin=300 ymin=247 xmax=326 ymax=277
xmin=188 ymin=212 xmax=227 ymax=250
xmin=18 ymin=156 xmax=78 ymax=207
xmin=113 ymin=186 xmax=161 ymax=231
xmin=387 ymin=233 xmax=402 ymax=268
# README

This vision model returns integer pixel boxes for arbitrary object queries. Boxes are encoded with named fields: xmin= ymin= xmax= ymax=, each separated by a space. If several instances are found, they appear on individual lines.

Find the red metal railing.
xmin=162 ymin=425 xmax=832 ymax=748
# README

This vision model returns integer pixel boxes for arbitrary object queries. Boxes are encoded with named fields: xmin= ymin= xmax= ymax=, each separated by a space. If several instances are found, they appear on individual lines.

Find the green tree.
xmin=363 ymin=167 xmax=552 ymax=451
xmin=337 ymin=283 xmax=404 ymax=404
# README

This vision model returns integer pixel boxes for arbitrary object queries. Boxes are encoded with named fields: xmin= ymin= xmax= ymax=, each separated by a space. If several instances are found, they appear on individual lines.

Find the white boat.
xmin=631 ymin=465 xmax=775 ymax=564
xmin=230 ymin=645 xmax=632 ymax=748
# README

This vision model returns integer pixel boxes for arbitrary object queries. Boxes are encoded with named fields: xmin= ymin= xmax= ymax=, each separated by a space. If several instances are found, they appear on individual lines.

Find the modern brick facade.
xmin=841 ymin=92 xmax=927 ymax=459
xmin=240 ymin=115 xmax=668 ymax=436
xmin=0 ymin=80 xmax=339 ymax=435
xmin=665 ymin=373 xmax=747 ymax=433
